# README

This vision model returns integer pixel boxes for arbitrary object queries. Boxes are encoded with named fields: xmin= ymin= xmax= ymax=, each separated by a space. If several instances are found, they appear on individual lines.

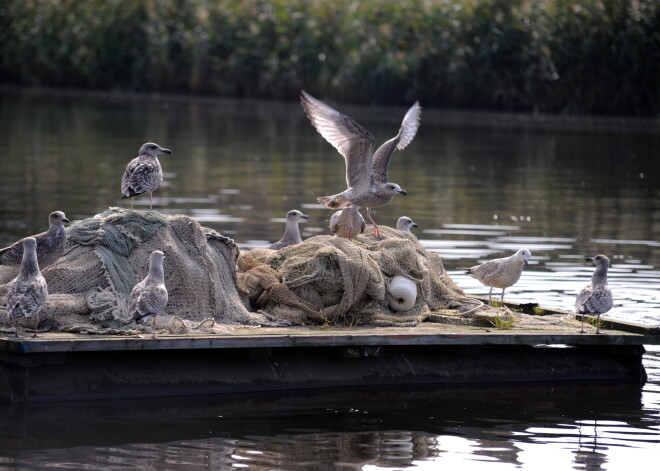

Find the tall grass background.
xmin=1 ymin=0 xmax=658 ymax=116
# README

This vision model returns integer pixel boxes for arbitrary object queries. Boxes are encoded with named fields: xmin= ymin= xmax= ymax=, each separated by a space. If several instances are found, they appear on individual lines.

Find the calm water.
xmin=1 ymin=90 xmax=659 ymax=469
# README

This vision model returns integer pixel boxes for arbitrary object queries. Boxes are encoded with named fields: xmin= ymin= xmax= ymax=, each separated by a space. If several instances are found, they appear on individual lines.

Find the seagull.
xmin=121 ymin=142 xmax=173 ymax=209
xmin=0 ymin=211 xmax=70 ymax=269
xmin=329 ymin=207 xmax=365 ymax=240
xmin=396 ymin=216 xmax=418 ymax=232
xmin=269 ymin=210 xmax=310 ymax=250
xmin=128 ymin=250 xmax=168 ymax=338
xmin=6 ymin=237 xmax=48 ymax=337
xmin=576 ymin=255 xmax=613 ymax=334
xmin=464 ymin=248 xmax=532 ymax=305
xmin=300 ymin=91 xmax=421 ymax=239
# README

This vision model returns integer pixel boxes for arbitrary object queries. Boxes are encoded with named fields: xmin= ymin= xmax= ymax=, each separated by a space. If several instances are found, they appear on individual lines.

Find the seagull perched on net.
xmin=128 ymin=250 xmax=168 ymax=338
xmin=396 ymin=216 xmax=418 ymax=232
xmin=464 ymin=248 xmax=532 ymax=305
xmin=269 ymin=210 xmax=310 ymax=250
xmin=300 ymin=91 xmax=421 ymax=239
xmin=0 ymin=211 xmax=69 ymax=269
xmin=121 ymin=142 xmax=173 ymax=209
xmin=576 ymin=255 xmax=613 ymax=334
xmin=329 ymin=207 xmax=365 ymax=240
xmin=6 ymin=237 xmax=48 ymax=337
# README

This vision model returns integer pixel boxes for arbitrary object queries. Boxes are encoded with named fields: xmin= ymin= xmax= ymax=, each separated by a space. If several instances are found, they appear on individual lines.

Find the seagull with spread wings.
xmin=301 ymin=91 xmax=421 ymax=239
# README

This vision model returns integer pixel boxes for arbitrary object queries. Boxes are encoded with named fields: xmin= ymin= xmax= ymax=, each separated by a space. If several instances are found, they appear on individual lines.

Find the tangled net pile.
xmin=0 ymin=210 xmax=580 ymax=334
xmin=0 ymin=208 xmax=261 ymax=334
xmin=237 ymin=225 xmax=476 ymax=326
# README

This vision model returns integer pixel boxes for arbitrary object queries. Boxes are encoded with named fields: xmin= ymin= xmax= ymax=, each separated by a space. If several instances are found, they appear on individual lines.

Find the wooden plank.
xmin=1 ymin=323 xmax=658 ymax=355
xmin=488 ymin=297 xmax=660 ymax=336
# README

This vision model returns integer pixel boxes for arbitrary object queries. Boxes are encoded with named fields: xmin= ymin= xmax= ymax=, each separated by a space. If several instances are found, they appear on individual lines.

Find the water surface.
xmin=0 ymin=90 xmax=659 ymax=470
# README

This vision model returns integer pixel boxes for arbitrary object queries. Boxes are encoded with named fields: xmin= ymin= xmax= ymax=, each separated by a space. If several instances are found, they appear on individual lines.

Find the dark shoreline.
xmin=3 ymin=85 xmax=659 ymax=135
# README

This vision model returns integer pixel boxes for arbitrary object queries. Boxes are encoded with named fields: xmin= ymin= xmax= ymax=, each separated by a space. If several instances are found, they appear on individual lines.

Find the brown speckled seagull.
xmin=329 ymin=207 xmax=365 ymax=240
xmin=121 ymin=142 xmax=173 ymax=209
xmin=396 ymin=216 xmax=418 ymax=232
xmin=6 ymin=237 xmax=48 ymax=337
xmin=0 ymin=211 xmax=69 ymax=269
xmin=301 ymin=91 xmax=421 ymax=239
xmin=129 ymin=250 xmax=168 ymax=338
xmin=464 ymin=248 xmax=532 ymax=305
xmin=576 ymin=255 xmax=613 ymax=334
xmin=269 ymin=210 xmax=310 ymax=250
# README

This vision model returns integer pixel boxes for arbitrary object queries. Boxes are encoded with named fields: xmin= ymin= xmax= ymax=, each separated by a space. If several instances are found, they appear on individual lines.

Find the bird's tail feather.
xmin=122 ymin=188 xmax=144 ymax=199
xmin=133 ymin=312 xmax=152 ymax=324
xmin=317 ymin=194 xmax=350 ymax=210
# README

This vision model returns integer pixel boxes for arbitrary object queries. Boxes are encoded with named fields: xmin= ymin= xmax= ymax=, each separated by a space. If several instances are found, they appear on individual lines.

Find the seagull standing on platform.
xmin=6 ymin=238 xmax=48 ymax=337
xmin=464 ymin=248 xmax=532 ymax=305
xmin=396 ymin=216 xmax=418 ymax=232
xmin=269 ymin=210 xmax=310 ymax=250
xmin=0 ymin=211 xmax=70 ymax=269
xmin=576 ymin=255 xmax=613 ymax=334
xmin=121 ymin=142 xmax=173 ymax=209
xmin=129 ymin=250 xmax=168 ymax=338
xmin=301 ymin=91 xmax=421 ymax=239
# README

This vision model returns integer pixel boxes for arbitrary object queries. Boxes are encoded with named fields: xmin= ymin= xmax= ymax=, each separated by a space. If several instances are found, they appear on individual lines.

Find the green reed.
xmin=1 ymin=0 xmax=657 ymax=115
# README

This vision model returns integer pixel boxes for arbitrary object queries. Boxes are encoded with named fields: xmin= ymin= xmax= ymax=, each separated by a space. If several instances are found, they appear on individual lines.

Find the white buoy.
xmin=387 ymin=275 xmax=417 ymax=311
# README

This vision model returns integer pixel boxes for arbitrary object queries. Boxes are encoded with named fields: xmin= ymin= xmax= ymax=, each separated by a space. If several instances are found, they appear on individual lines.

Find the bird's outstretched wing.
xmin=372 ymin=102 xmax=421 ymax=184
xmin=301 ymin=91 xmax=375 ymax=190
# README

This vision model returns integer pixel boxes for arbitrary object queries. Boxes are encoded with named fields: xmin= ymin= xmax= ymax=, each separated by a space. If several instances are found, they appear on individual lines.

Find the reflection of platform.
xmin=0 ymin=382 xmax=645 ymax=455
xmin=1 ymin=316 xmax=658 ymax=402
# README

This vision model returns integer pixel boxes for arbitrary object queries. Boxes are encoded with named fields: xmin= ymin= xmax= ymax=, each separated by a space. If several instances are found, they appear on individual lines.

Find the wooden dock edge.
xmin=1 ymin=324 xmax=656 ymax=402
xmin=488 ymin=297 xmax=660 ymax=336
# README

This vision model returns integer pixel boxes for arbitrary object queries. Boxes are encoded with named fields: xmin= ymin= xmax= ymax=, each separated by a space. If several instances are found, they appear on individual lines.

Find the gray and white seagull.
xmin=128 ymin=250 xmax=168 ymax=339
xmin=301 ymin=91 xmax=421 ymax=239
xmin=396 ymin=216 xmax=418 ymax=232
xmin=576 ymin=255 xmax=613 ymax=334
xmin=269 ymin=210 xmax=310 ymax=250
xmin=6 ymin=237 xmax=48 ymax=337
xmin=121 ymin=142 xmax=173 ymax=209
xmin=0 ymin=211 xmax=69 ymax=269
xmin=464 ymin=248 xmax=532 ymax=306
xmin=329 ymin=207 xmax=365 ymax=240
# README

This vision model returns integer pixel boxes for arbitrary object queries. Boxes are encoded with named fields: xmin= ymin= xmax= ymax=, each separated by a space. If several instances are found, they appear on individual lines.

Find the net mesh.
xmin=0 ymin=208 xmax=259 ymax=333
xmin=1 ymin=212 xmax=579 ymax=333
xmin=237 ymin=225 xmax=473 ymax=326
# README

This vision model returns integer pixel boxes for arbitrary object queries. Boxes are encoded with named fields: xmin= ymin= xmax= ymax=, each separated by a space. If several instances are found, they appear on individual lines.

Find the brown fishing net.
xmin=237 ymin=225 xmax=474 ymax=326
xmin=0 ymin=210 xmax=581 ymax=334
xmin=0 ymin=208 xmax=261 ymax=334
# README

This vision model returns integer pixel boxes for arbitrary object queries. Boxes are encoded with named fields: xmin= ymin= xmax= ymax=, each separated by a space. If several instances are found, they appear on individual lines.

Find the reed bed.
xmin=1 ymin=0 xmax=658 ymax=115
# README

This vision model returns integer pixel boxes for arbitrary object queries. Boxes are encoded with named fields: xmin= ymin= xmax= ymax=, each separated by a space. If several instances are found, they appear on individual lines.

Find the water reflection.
xmin=0 ymin=377 xmax=657 ymax=470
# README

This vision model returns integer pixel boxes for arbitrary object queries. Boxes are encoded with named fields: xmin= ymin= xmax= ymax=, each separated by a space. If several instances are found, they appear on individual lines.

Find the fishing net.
xmin=0 ymin=210 xmax=577 ymax=334
xmin=0 ymin=207 xmax=260 ymax=333
xmin=237 ymin=225 xmax=475 ymax=326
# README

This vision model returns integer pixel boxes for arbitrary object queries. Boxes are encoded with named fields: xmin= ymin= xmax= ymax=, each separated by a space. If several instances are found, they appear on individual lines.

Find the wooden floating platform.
xmin=1 ymin=311 xmax=658 ymax=402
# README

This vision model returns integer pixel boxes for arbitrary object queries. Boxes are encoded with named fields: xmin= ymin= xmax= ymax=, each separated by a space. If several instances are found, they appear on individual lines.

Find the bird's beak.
xmin=412 ymin=223 xmax=418 ymax=228
xmin=524 ymin=259 xmax=529 ymax=267
xmin=161 ymin=148 xmax=173 ymax=155
xmin=399 ymin=190 xmax=407 ymax=195
xmin=62 ymin=217 xmax=70 ymax=224
xmin=585 ymin=257 xmax=593 ymax=263
xmin=302 ymin=215 xmax=310 ymax=220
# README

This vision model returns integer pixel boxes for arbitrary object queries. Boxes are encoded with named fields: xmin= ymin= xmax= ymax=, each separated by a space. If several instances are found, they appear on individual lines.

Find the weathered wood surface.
xmin=1 ymin=306 xmax=657 ymax=402
xmin=1 ymin=319 xmax=658 ymax=355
